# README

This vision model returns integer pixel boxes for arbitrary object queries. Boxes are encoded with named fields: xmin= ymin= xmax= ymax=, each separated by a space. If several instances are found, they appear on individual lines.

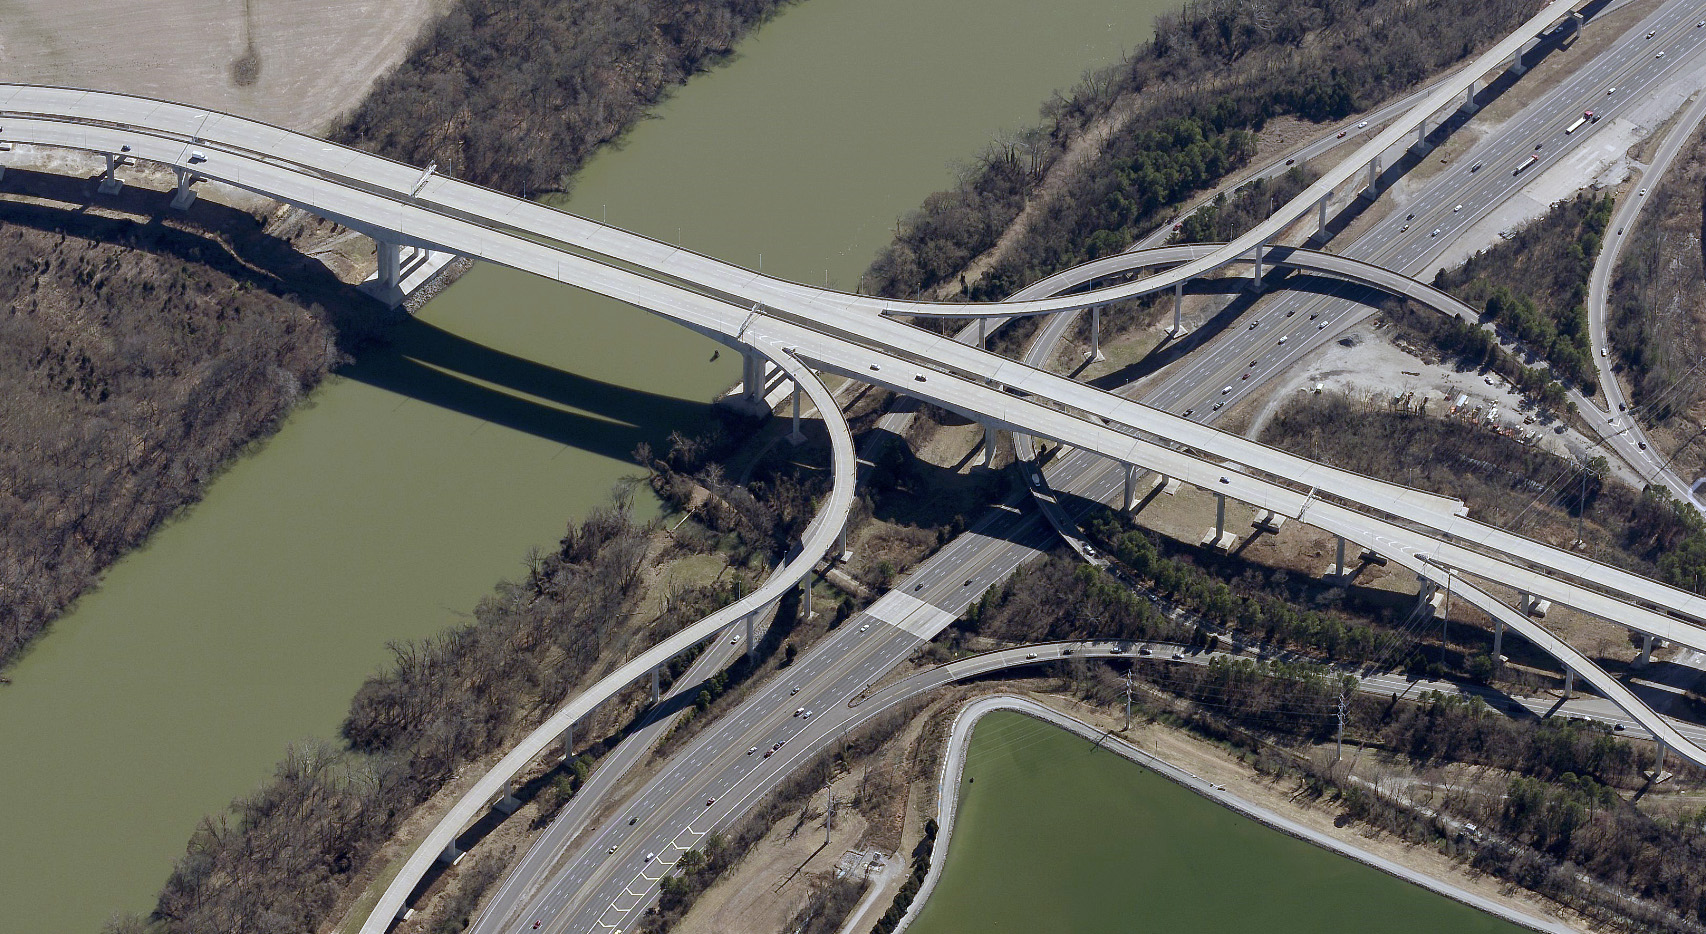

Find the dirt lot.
xmin=0 ymin=0 xmax=441 ymax=132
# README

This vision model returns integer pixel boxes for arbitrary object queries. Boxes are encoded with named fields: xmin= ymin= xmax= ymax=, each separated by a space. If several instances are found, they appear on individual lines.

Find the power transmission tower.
xmin=1335 ymin=690 xmax=1349 ymax=763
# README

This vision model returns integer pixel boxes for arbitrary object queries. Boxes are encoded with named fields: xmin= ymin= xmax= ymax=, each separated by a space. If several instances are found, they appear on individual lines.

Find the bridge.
xmin=5 ymin=1 xmax=1703 ymax=923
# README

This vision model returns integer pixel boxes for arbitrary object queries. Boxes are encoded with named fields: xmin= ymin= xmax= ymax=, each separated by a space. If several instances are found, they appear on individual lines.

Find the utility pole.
xmin=825 ymin=791 xmax=835 ymax=846
xmin=1124 ymin=666 xmax=1134 ymax=732
xmin=1335 ymin=690 xmax=1349 ymax=763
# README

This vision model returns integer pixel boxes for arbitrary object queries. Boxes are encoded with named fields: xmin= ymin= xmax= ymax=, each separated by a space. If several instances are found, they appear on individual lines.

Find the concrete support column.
xmin=742 ymin=351 xmax=765 ymax=405
xmin=1637 ymin=633 xmax=1655 ymax=666
xmin=1172 ymin=282 xmax=1184 ymax=335
xmin=559 ymin=722 xmax=574 ymax=762
xmin=1123 ymin=463 xmax=1140 ymax=512
xmin=99 ymin=153 xmax=125 ymax=195
xmin=1335 ymin=536 xmax=1348 ymax=577
xmin=981 ymin=422 xmax=997 ymax=468
xmin=801 ymin=578 xmax=813 ymax=620
xmin=978 ymin=317 xmax=987 ymax=350
xmin=650 ymin=666 xmax=660 ymax=703
xmin=1416 ymin=120 xmax=1427 ymax=146
xmin=1493 ymin=618 xmax=1505 ymax=662
xmin=837 ymin=524 xmax=851 ymax=562
xmin=1249 ymin=241 xmax=1265 ymax=289
xmin=1655 ymin=741 xmax=1669 ymax=779
xmin=1571 ymin=11 xmax=1584 ymax=35
xmin=1316 ymin=196 xmax=1329 ymax=238
xmin=376 ymin=239 xmax=402 ymax=289
xmin=1088 ymin=307 xmax=1104 ymax=362
xmin=496 ymin=779 xmax=522 ymax=813
xmin=438 ymin=842 xmax=463 ymax=866
xmin=1364 ymin=156 xmax=1381 ymax=195
xmin=787 ymin=380 xmax=806 ymax=445
xmin=1465 ymin=81 xmax=1477 ymax=110
xmin=746 ymin=613 xmax=757 ymax=663
xmin=170 ymin=167 xmax=200 ymax=210
xmin=1215 ymin=492 xmax=1227 ymax=541
xmin=1563 ymin=668 xmax=1575 ymax=700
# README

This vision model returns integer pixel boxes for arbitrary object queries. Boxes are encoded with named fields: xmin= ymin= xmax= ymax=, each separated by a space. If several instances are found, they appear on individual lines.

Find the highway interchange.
xmin=6 ymin=1 xmax=1706 ymax=929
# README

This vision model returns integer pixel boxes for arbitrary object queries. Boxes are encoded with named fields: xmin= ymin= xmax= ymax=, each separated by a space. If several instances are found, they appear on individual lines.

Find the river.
xmin=907 ymin=710 xmax=1532 ymax=934
xmin=0 ymin=0 xmax=1156 ymax=930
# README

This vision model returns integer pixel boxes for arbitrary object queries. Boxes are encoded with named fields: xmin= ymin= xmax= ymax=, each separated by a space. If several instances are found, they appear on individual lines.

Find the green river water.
xmin=0 ymin=0 xmax=1150 ymax=930
xmin=908 ymin=711 xmax=1532 ymax=934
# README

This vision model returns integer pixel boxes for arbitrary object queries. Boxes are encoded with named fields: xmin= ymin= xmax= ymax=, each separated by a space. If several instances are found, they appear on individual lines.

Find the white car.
xmin=645 ymin=852 xmax=655 ymax=863
xmin=1356 ymin=120 xmax=1368 ymax=128
xmin=858 ymin=623 xmax=869 ymax=633
xmin=1639 ymin=188 xmax=1647 ymax=196
xmin=1452 ymin=204 xmax=1463 ymax=213
xmin=1430 ymin=227 xmax=1442 ymax=237
xmin=1221 ymin=385 xmax=1233 ymax=395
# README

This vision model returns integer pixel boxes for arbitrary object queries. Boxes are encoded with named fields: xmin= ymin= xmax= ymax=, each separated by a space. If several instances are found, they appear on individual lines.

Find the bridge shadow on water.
xmin=345 ymin=315 xmax=720 ymax=464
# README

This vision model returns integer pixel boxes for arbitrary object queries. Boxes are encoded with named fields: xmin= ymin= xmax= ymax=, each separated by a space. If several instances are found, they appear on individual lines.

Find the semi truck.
xmin=1565 ymin=110 xmax=1597 ymax=133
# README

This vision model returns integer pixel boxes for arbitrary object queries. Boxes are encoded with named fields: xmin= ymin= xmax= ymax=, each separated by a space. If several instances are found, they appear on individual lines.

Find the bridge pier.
xmin=981 ymin=422 xmax=997 ymax=468
xmin=977 ymin=317 xmax=987 ymax=350
xmin=1636 ymin=632 xmax=1655 ymax=667
xmin=1123 ymin=463 xmax=1139 ymax=512
xmin=1088 ymin=306 xmax=1104 ymax=362
xmin=438 ymin=842 xmax=464 ymax=867
xmin=559 ymin=721 xmax=574 ymax=762
xmin=1562 ymin=667 xmax=1574 ymax=700
xmin=376 ymin=239 xmax=403 ymax=294
xmin=650 ymin=665 xmax=660 ymax=703
xmin=742 ymin=351 xmax=767 ymax=409
xmin=1493 ymin=618 xmax=1505 ymax=663
xmin=1171 ymin=282 xmax=1184 ymax=335
xmin=1363 ymin=157 xmax=1381 ymax=198
xmin=1415 ymin=120 xmax=1428 ymax=147
xmin=98 ymin=152 xmax=125 ymax=195
xmin=746 ymin=612 xmax=757 ymax=663
xmin=1315 ymin=196 xmax=1328 ymax=239
xmin=170 ymin=166 xmax=200 ymax=210
xmin=1650 ymin=741 xmax=1672 ymax=783
xmin=801 ymin=577 xmax=813 ymax=620
xmin=787 ymin=381 xmax=807 ymax=445
xmin=1329 ymin=535 xmax=1349 ymax=579
xmin=1249 ymin=242 xmax=1265 ymax=291
xmin=1464 ymin=81 xmax=1479 ymax=113
xmin=495 ymin=779 xmax=522 ymax=814
xmin=837 ymin=523 xmax=851 ymax=562
xmin=1201 ymin=492 xmax=1236 ymax=552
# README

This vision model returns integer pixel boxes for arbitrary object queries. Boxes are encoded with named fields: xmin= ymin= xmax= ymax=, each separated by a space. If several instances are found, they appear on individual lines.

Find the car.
xmin=1699 ymin=20 xmax=1705 ymax=27
xmin=914 ymin=374 xmax=927 ymax=382
xmin=608 ymin=844 xmax=619 ymax=853
xmin=748 ymin=746 xmax=758 ymax=755
xmin=869 ymin=364 xmax=880 ymax=372
xmin=1336 ymin=130 xmax=1347 ymax=138
xmin=1309 ymin=312 xmax=1318 ymax=319
xmin=1110 ymin=645 xmax=1125 ymax=654
xmin=1172 ymin=651 xmax=1185 ymax=660
xmin=1470 ymin=161 xmax=1482 ymax=173
xmin=1284 ymin=158 xmax=1295 ymax=165
xmin=1647 ymin=29 xmax=1656 ymax=38
xmin=1430 ymin=227 xmax=1442 ymax=237
xmin=858 ymin=623 xmax=869 ymax=633
xmin=1221 ymin=385 xmax=1233 ymax=394
xmin=706 ymin=798 xmax=716 ymax=806
xmin=534 ymin=922 xmax=542 ymax=930
xmin=1640 ymin=188 xmax=1647 ymax=196
xmin=777 ymin=739 xmax=788 ymax=750
xmin=1453 ymin=204 xmax=1463 ymax=213
xmin=1534 ymin=142 xmax=1543 ymax=151
xmin=802 ymin=710 xmax=813 ymax=720
xmin=963 ymin=579 xmax=973 ymax=587
xmin=1182 ymin=408 xmax=1193 ymax=417
xmin=1401 ymin=224 xmax=1410 ymax=232
xmin=912 ymin=582 xmax=922 ymax=590
xmin=1619 ymin=403 xmax=1627 ymax=412
xmin=1615 ymin=722 xmax=1626 ymax=732
xmin=1286 ymin=309 xmax=1295 ymax=317
xmin=645 ymin=852 xmax=656 ymax=863
xmin=795 ymin=707 xmax=805 ymax=717
xmin=1212 ymin=401 xmax=1224 ymax=410
xmin=763 ymin=748 xmax=774 ymax=758
xmin=1600 ymin=347 xmax=1607 ymax=357
xmin=1617 ymin=227 xmax=1623 ymax=235
xmin=187 ymin=150 xmax=207 ymax=164
xmin=1241 ymin=373 xmax=1249 ymax=380
xmin=1025 ymin=652 xmax=1038 ymax=659
xmin=1356 ymin=120 xmax=1368 ymax=128
xmin=729 ymin=634 xmax=740 ymax=644
xmin=790 ymin=686 xmax=800 ymax=695
xmin=1061 ymin=647 xmax=1073 ymax=656
xmin=1657 ymin=51 xmax=1666 ymax=58
xmin=1218 ymin=476 xmax=1230 ymax=484
xmin=628 ymin=817 xmax=637 ymax=825
xmin=1608 ymin=87 xmax=1616 ymax=95
xmin=1639 ymin=441 xmax=1648 ymax=450
xmin=1277 ymin=336 xmax=1288 ymax=345
xmin=1318 ymin=322 xmax=1326 ymax=329
xmin=1249 ymin=360 xmax=1258 ymax=367
xmin=1139 ymin=646 xmax=1153 ymax=656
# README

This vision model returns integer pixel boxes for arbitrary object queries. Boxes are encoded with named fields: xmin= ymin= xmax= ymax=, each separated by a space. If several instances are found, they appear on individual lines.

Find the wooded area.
xmin=0 ymin=208 xmax=365 ymax=671
xmin=864 ymin=0 xmax=1536 ymax=301
xmin=335 ymin=0 xmax=794 ymax=198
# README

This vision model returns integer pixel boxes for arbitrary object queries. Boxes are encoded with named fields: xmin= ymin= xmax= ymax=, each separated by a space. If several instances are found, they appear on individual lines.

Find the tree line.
xmin=864 ymin=0 xmax=1537 ymax=302
xmin=335 ymin=0 xmax=795 ymax=199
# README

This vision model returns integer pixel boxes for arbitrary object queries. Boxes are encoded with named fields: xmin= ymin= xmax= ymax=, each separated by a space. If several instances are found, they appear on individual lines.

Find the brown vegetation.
xmin=335 ymin=0 xmax=795 ymax=199
xmin=864 ymin=0 xmax=1536 ymax=302
xmin=1260 ymin=392 xmax=1706 ymax=596
xmin=0 ymin=198 xmax=379 ymax=671
xmin=1609 ymin=118 xmax=1706 ymax=485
